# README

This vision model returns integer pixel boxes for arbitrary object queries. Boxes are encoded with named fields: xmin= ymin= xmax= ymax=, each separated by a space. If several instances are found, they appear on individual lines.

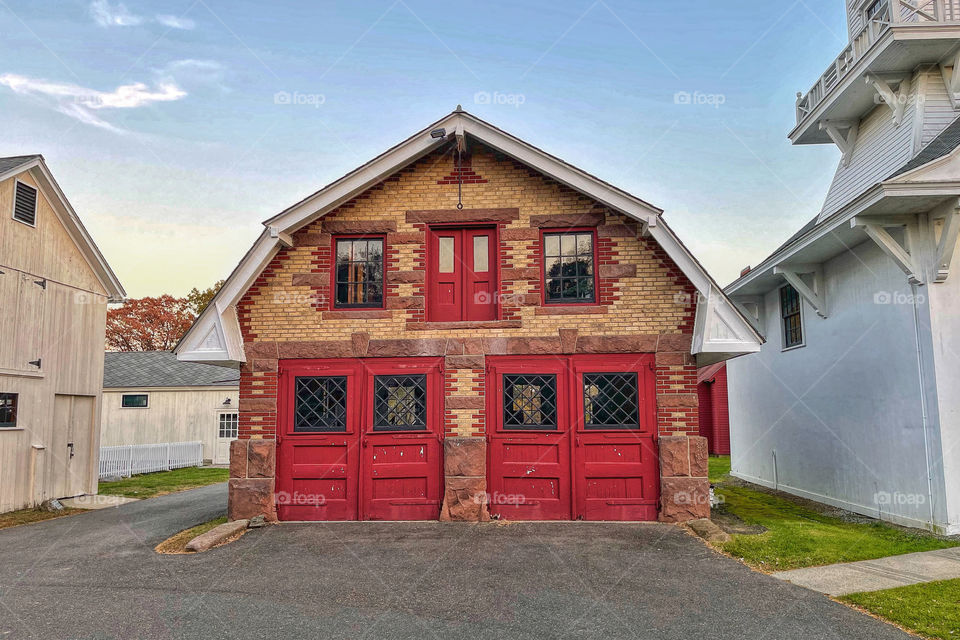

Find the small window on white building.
xmin=780 ymin=284 xmax=804 ymax=349
xmin=121 ymin=394 xmax=149 ymax=408
xmin=219 ymin=412 xmax=239 ymax=438
xmin=0 ymin=393 xmax=18 ymax=428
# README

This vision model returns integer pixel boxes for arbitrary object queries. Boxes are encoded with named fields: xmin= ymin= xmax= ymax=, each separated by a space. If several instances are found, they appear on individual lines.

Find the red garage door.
xmin=487 ymin=355 xmax=659 ymax=521
xmin=276 ymin=357 xmax=443 ymax=521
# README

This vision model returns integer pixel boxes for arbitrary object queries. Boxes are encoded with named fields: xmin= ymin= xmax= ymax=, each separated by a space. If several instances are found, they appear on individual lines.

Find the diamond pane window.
xmin=373 ymin=375 xmax=427 ymax=431
xmin=335 ymin=238 xmax=384 ymax=308
xmin=503 ymin=374 xmax=558 ymax=430
xmin=543 ymin=231 xmax=595 ymax=303
xmin=295 ymin=376 xmax=348 ymax=432
xmin=583 ymin=373 xmax=640 ymax=430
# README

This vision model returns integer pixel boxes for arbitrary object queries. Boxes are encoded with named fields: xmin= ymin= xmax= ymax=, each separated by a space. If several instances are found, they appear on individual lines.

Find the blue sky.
xmin=0 ymin=0 xmax=850 ymax=296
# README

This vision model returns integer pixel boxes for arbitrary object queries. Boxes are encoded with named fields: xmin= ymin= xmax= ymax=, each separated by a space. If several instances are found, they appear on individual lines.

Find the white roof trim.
xmin=175 ymin=110 xmax=761 ymax=364
xmin=3 ymin=156 xmax=125 ymax=301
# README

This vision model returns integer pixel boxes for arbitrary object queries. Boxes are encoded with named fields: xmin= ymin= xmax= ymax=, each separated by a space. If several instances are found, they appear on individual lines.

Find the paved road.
xmin=0 ymin=486 xmax=913 ymax=640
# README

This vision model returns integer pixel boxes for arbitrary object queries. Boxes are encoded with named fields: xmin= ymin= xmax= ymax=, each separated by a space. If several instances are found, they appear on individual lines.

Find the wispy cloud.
xmin=89 ymin=0 xmax=143 ymax=27
xmin=89 ymin=1 xmax=196 ymax=29
xmin=156 ymin=14 xmax=196 ymax=30
xmin=0 ymin=73 xmax=187 ymax=133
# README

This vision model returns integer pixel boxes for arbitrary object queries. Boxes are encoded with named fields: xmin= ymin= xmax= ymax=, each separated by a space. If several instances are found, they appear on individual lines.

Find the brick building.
xmin=175 ymin=109 xmax=760 ymax=523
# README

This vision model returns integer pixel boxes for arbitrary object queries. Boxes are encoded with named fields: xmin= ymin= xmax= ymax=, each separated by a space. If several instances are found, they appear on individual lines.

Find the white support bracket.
xmin=819 ymin=120 xmax=860 ymax=167
xmin=934 ymin=207 xmax=960 ymax=283
xmin=269 ymin=226 xmax=293 ymax=248
xmin=865 ymin=74 xmax=910 ymax=126
xmin=938 ymin=48 xmax=960 ymax=108
xmin=731 ymin=295 xmax=764 ymax=333
xmin=773 ymin=264 xmax=828 ymax=318
xmin=850 ymin=216 xmax=924 ymax=285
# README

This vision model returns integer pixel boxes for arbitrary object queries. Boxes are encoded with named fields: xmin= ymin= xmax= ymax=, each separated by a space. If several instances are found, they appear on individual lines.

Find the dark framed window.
xmin=13 ymin=180 xmax=37 ymax=226
xmin=295 ymin=376 xmax=348 ymax=432
xmin=373 ymin=375 xmax=427 ymax=431
xmin=583 ymin=373 xmax=640 ymax=430
xmin=218 ymin=412 xmax=238 ymax=439
xmin=0 ymin=393 xmax=17 ymax=428
xmin=780 ymin=284 xmax=804 ymax=349
xmin=503 ymin=374 xmax=558 ymax=430
xmin=334 ymin=237 xmax=384 ymax=308
xmin=543 ymin=230 xmax=595 ymax=303
xmin=121 ymin=394 xmax=148 ymax=408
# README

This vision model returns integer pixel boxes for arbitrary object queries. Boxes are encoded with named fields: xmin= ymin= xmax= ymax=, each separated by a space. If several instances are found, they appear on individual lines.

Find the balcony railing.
xmin=795 ymin=0 xmax=960 ymax=125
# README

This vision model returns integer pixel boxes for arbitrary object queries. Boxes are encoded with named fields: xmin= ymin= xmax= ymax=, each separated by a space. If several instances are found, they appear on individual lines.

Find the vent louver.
xmin=13 ymin=181 xmax=37 ymax=226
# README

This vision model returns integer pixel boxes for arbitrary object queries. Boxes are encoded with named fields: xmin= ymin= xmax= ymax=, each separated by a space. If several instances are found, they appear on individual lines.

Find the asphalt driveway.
xmin=0 ymin=485 xmax=912 ymax=640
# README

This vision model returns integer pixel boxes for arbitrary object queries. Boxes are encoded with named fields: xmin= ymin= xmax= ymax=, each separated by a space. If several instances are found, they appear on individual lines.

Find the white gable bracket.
xmin=865 ymin=74 xmax=910 ymax=126
xmin=851 ymin=216 xmax=924 ymax=285
xmin=934 ymin=207 xmax=960 ymax=283
xmin=819 ymin=120 xmax=859 ymax=167
xmin=938 ymin=50 xmax=960 ymax=108
xmin=269 ymin=226 xmax=293 ymax=248
xmin=730 ymin=295 xmax=764 ymax=332
xmin=773 ymin=264 xmax=828 ymax=318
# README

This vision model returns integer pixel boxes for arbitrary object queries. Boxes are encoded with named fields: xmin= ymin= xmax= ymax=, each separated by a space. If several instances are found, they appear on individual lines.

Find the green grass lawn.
xmin=841 ymin=579 xmax=960 ymax=640
xmin=0 ymin=506 xmax=85 ymax=530
xmin=99 ymin=467 xmax=229 ymax=499
xmin=708 ymin=456 xmax=958 ymax=572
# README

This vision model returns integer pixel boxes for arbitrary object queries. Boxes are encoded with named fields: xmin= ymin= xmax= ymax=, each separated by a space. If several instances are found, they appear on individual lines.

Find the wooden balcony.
xmin=792 ymin=0 xmax=960 ymax=143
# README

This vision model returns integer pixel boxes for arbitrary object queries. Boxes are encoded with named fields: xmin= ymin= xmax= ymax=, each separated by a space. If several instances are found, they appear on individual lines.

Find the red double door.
xmin=486 ymin=355 xmax=660 ymax=521
xmin=275 ymin=357 xmax=444 ymax=521
xmin=427 ymin=226 xmax=497 ymax=322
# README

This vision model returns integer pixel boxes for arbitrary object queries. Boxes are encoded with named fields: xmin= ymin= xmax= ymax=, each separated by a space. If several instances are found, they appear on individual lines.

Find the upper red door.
xmin=276 ymin=358 xmax=443 ymax=521
xmin=427 ymin=227 xmax=497 ymax=322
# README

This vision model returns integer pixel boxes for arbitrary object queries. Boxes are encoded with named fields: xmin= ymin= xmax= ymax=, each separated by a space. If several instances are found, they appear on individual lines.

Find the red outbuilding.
xmin=697 ymin=363 xmax=730 ymax=455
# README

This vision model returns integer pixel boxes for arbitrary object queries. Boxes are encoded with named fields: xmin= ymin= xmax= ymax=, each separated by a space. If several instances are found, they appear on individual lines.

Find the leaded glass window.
xmin=503 ymin=374 xmax=558 ymax=430
xmin=295 ymin=376 xmax=348 ymax=432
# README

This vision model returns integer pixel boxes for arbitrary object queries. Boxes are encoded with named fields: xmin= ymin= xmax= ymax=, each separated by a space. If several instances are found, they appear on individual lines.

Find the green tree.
xmin=186 ymin=280 xmax=224 ymax=316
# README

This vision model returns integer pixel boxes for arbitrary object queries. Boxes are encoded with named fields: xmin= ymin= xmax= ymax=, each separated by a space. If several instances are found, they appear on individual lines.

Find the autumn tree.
xmin=105 ymin=295 xmax=195 ymax=352
xmin=186 ymin=279 xmax=224 ymax=316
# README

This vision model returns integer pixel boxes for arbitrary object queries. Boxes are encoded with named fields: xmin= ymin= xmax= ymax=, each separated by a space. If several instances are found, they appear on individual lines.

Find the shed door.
xmin=427 ymin=227 xmax=497 ymax=322
xmin=52 ymin=394 xmax=96 ymax=499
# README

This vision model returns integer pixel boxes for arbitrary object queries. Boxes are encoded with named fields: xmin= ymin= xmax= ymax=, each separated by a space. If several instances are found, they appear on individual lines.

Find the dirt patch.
xmin=711 ymin=508 xmax=768 ymax=536
xmin=155 ymin=517 xmax=241 ymax=554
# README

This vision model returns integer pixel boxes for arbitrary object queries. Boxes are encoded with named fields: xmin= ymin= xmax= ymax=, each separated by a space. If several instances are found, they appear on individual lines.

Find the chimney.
xmin=740 ymin=265 xmax=752 ymax=277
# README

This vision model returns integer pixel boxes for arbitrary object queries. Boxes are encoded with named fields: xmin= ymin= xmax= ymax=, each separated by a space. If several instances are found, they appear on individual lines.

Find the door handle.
xmin=575 ymin=436 xmax=582 ymax=448
xmin=67 ymin=442 xmax=75 ymax=458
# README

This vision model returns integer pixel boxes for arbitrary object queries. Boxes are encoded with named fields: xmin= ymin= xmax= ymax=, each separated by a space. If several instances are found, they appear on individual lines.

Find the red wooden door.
xmin=572 ymin=355 xmax=659 ymax=521
xmin=361 ymin=358 xmax=444 ymax=520
xmin=276 ymin=361 xmax=360 ymax=521
xmin=486 ymin=357 xmax=572 ymax=520
xmin=427 ymin=227 xmax=497 ymax=322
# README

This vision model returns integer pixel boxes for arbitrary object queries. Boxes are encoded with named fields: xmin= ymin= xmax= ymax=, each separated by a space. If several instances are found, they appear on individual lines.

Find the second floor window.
xmin=780 ymin=284 xmax=804 ymax=349
xmin=543 ymin=230 xmax=596 ymax=304
xmin=334 ymin=237 xmax=384 ymax=308
xmin=121 ymin=394 xmax=149 ymax=408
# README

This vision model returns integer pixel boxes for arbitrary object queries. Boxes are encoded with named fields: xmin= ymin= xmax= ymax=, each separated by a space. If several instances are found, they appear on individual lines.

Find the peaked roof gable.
xmin=176 ymin=110 xmax=761 ymax=365
xmin=1 ymin=155 xmax=125 ymax=301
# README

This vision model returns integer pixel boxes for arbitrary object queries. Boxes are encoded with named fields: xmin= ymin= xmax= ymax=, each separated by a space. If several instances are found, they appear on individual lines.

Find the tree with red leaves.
xmin=105 ymin=295 xmax=195 ymax=352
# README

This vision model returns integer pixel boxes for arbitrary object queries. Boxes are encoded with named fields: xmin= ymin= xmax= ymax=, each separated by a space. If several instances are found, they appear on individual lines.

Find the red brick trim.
xmin=529 ymin=212 xmax=605 ymax=228
xmin=322 ymin=219 xmax=397 ymax=234
xmin=405 ymin=208 xmax=519 ymax=224
xmin=535 ymin=305 xmax=608 ymax=316
xmin=292 ymin=273 xmax=329 ymax=287
xmin=386 ymin=270 xmax=425 ymax=284
xmin=321 ymin=310 xmax=392 ymax=320
xmin=597 ymin=264 xmax=637 ymax=279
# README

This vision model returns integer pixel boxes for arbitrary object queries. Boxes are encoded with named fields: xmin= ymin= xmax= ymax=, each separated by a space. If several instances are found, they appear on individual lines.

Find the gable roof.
xmin=0 ymin=154 xmax=125 ymax=301
xmin=104 ymin=351 xmax=239 ymax=388
xmin=175 ymin=109 xmax=762 ymax=366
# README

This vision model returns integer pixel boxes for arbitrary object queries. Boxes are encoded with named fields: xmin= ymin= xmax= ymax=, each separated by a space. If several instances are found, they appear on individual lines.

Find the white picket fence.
xmin=99 ymin=441 xmax=204 ymax=480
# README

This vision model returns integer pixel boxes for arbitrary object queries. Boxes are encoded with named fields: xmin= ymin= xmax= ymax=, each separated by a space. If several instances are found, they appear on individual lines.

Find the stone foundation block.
xmin=228 ymin=478 xmax=278 ymax=522
xmin=440 ymin=476 xmax=490 ymax=522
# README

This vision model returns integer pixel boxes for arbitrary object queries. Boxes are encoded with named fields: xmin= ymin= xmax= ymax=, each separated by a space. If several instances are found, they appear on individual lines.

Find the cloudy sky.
xmin=0 ymin=0 xmax=848 ymax=296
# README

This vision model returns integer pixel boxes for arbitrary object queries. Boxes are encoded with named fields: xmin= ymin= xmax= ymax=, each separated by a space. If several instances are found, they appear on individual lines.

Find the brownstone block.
xmin=386 ymin=296 xmax=424 ymax=309
xmin=535 ymin=305 xmax=607 ymax=316
xmin=559 ymin=328 xmax=578 ymax=354
xmin=322 ymin=219 xmax=397 ymax=234
xmin=462 ymin=338 xmax=484 ymax=355
xmin=322 ymin=310 xmax=392 ymax=320
xmin=439 ymin=476 xmax=490 ymax=522
xmin=530 ymin=212 xmax=605 ymax=228
xmin=247 ymin=440 xmax=276 ymax=478
xmin=689 ymin=436 xmax=709 ymax=478
xmin=655 ymin=352 xmax=696 ymax=366
xmin=245 ymin=341 xmax=279 ymax=358
xmin=501 ymin=228 xmax=539 ymax=241
xmin=446 ymin=395 xmax=484 ymax=410
xmin=406 ymin=208 xmax=518 ymax=224
xmin=501 ymin=267 xmax=539 ymax=281
xmin=446 ymin=354 xmax=484 ymax=369
xmin=659 ymin=477 xmax=709 ymax=523
xmin=598 ymin=264 xmax=637 ymax=279
xmin=293 ymin=232 xmax=331 ymax=247
xmin=444 ymin=339 xmax=464 ymax=355
xmin=386 ymin=270 xmax=425 ymax=284
xmin=228 ymin=478 xmax=277 ymax=522
xmin=239 ymin=397 xmax=276 ymax=413
xmin=277 ymin=340 xmax=353 ymax=359
xmin=253 ymin=358 xmax=278 ymax=372
xmin=387 ymin=231 xmax=425 ymax=244
xmin=657 ymin=334 xmax=693 ymax=352
xmin=351 ymin=332 xmax=370 ymax=357
xmin=483 ymin=336 xmax=561 ymax=355
xmin=597 ymin=224 xmax=636 ymax=238
xmin=576 ymin=335 xmax=658 ymax=353
xmin=291 ymin=273 xmax=328 ymax=287
xmin=366 ymin=338 xmax=447 ymax=357
xmin=657 ymin=394 xmax=698 ymax=408
xmin=659 ymin=436 xmax=690 ymax=478
xmin=444 ymin=437 xmax=486 ymax=476
xmin=229 ymin=440 xmax=247 ymax=478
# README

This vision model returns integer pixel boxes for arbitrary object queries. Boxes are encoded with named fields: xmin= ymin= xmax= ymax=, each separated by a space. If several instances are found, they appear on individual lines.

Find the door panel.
xmin=428 ymin=230 xmax=461 ymax=321
xmin=428 ymin=227 xmax=498 ymax=322
xmin=464 ymin=228 xmax=497 ymax=321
